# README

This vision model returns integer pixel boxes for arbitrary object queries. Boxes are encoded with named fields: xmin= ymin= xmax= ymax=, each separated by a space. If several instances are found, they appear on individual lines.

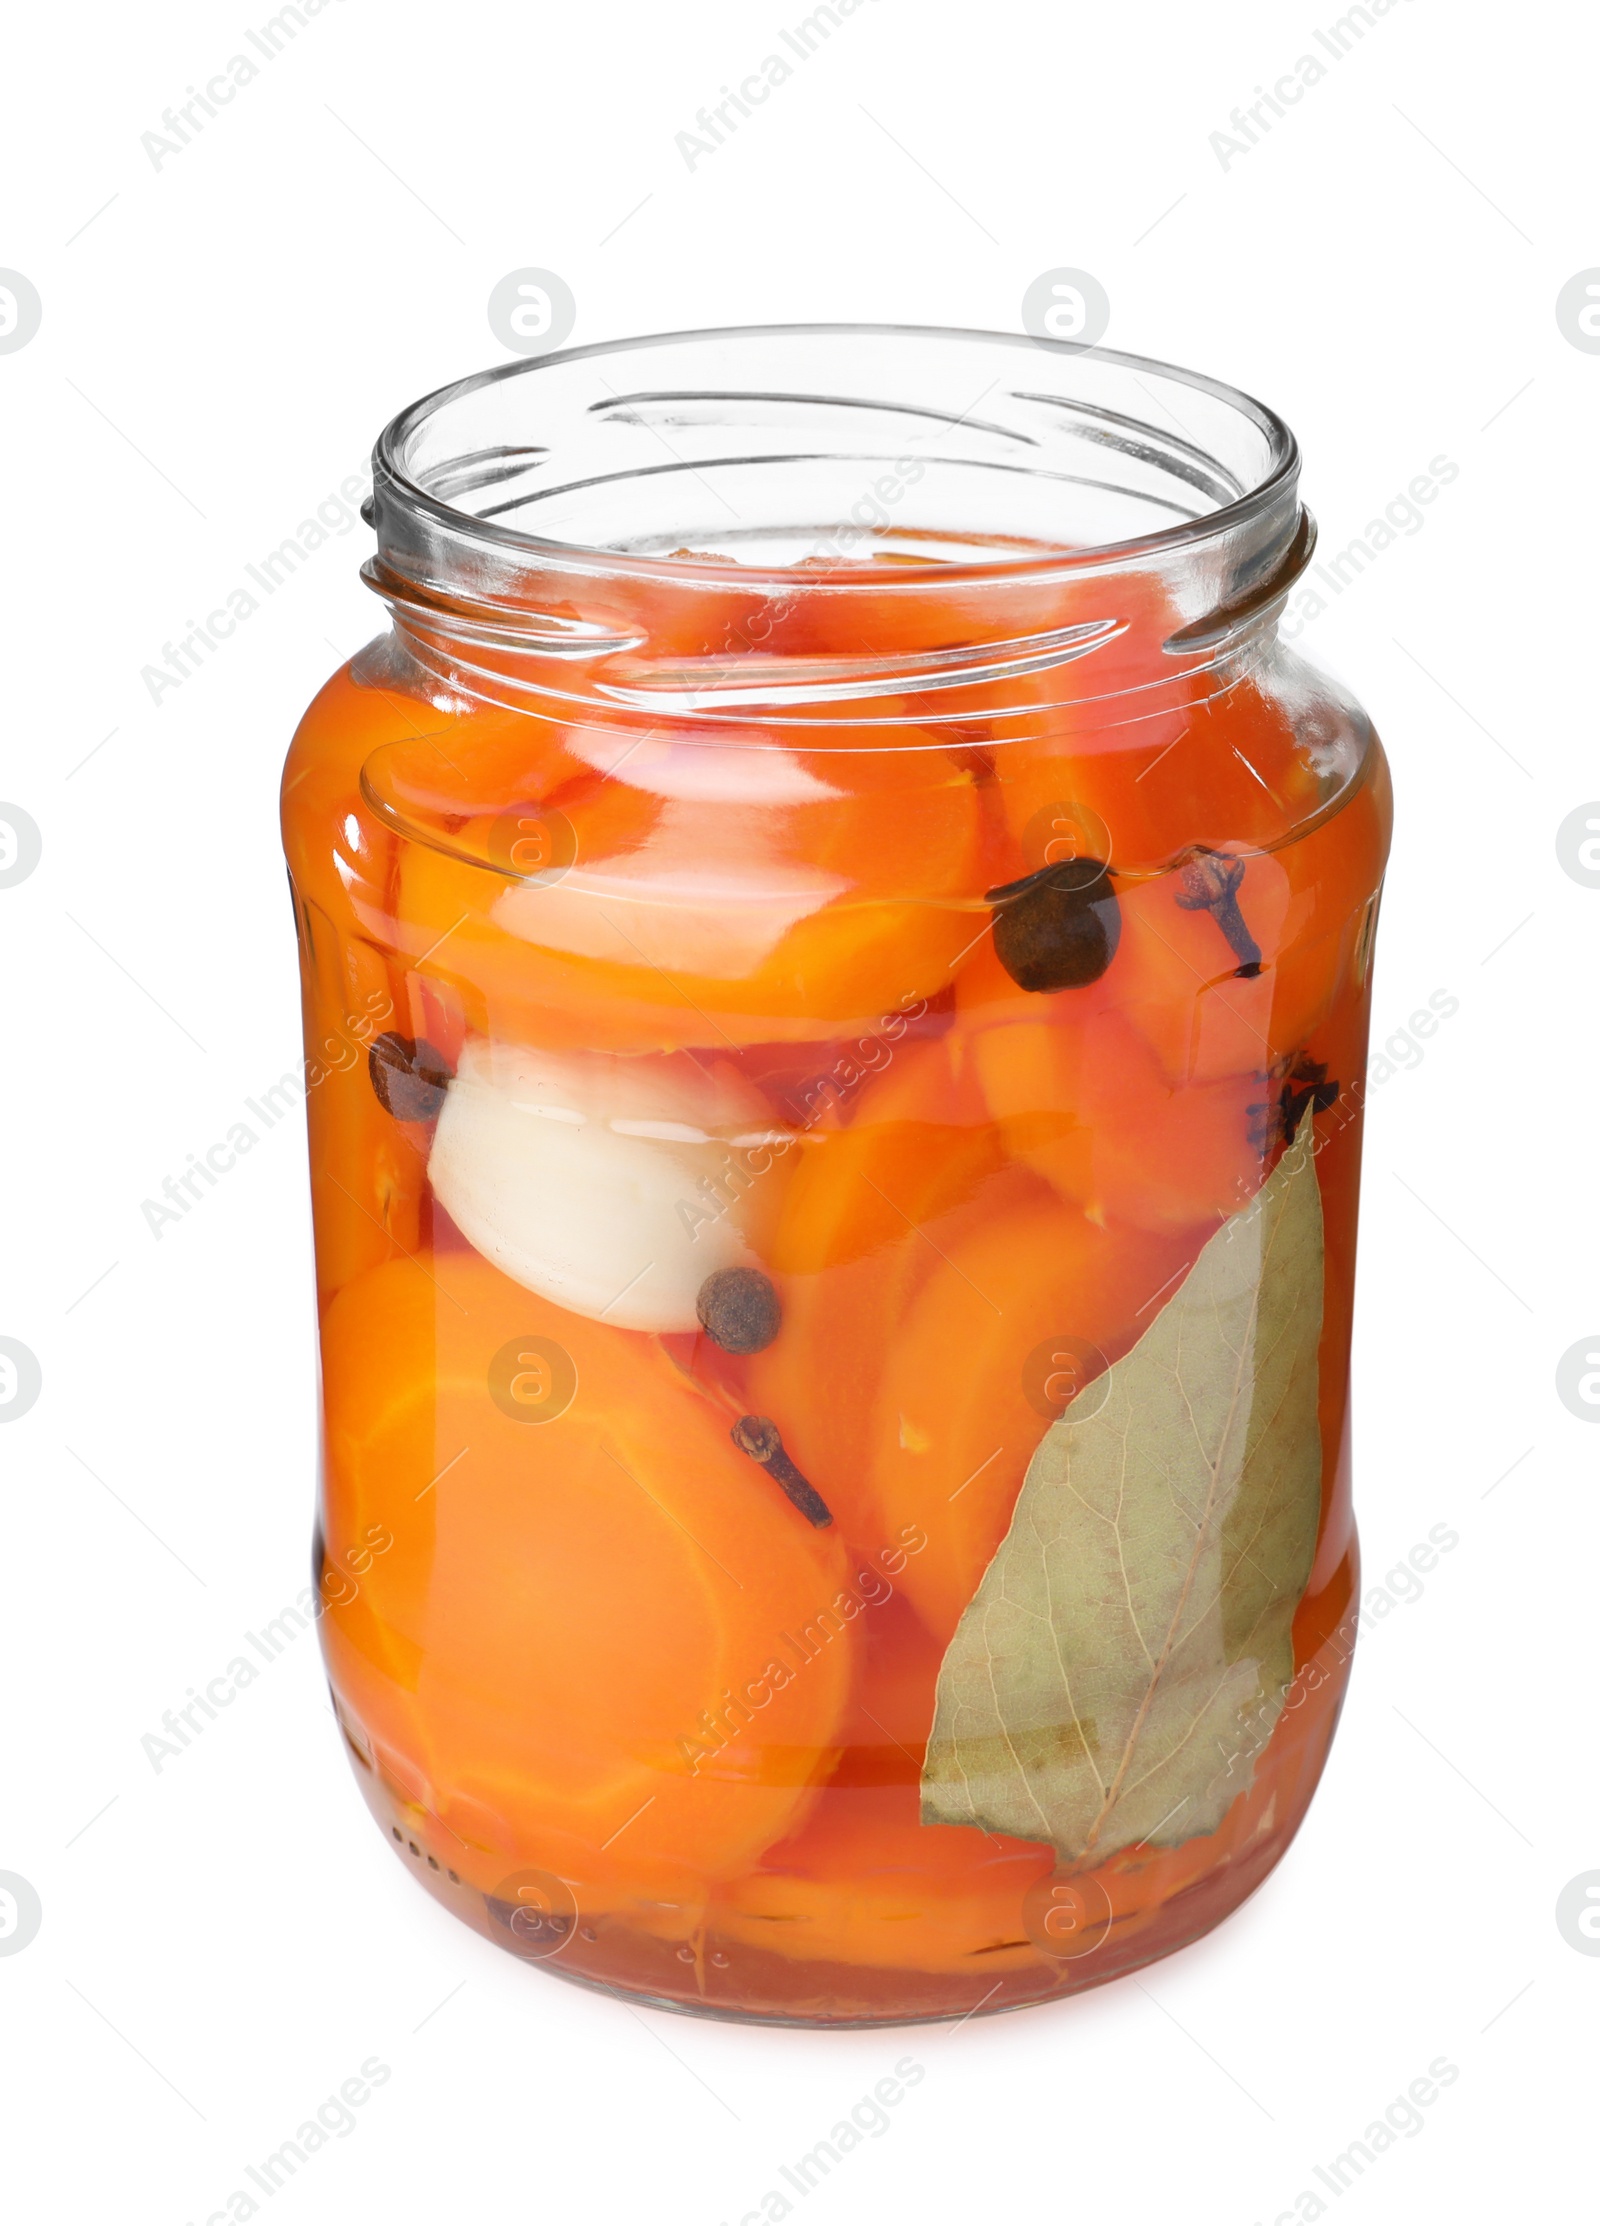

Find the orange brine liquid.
xmin=283 ymin=562 xmax=1389 ymax=2023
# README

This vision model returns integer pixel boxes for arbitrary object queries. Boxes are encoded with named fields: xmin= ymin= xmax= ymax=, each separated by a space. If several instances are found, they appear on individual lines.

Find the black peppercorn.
xmin=987 ymin=857 xmax=1120 ymax=993
xmin=696 ymin=1267 xmax=783 ymax=1355
xmin=368 ymin=1033 xmax=453 ymax=1123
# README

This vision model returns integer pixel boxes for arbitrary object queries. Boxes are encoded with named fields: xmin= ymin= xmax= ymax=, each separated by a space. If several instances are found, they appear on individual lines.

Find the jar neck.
xmin=361 ymin=326 xmax=1313 ymax=740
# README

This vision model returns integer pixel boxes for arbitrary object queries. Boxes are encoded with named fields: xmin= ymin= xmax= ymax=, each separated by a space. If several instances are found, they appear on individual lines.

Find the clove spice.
xmin=1277 ymin=1054 xmax=1340 ymax=1143
xmin=730 ymin=1415 xmax=832 ymax=1528
xmin=1174 ymin=850 xmax=1262 ymax=975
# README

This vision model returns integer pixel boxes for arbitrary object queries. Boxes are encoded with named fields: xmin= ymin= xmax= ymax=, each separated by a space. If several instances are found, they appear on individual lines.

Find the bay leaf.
xmin=921 ymin=1127 xmax=1325 ymax=1865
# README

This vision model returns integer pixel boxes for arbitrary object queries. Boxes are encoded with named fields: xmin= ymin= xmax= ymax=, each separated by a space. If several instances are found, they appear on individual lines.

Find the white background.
xmin=2 ymin=1 xmax=1592 ymax=2219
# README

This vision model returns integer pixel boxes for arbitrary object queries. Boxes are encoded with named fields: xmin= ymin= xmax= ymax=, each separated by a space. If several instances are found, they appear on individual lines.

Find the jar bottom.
xmin=349 ymin=1744 xmax=1335 ymax=2028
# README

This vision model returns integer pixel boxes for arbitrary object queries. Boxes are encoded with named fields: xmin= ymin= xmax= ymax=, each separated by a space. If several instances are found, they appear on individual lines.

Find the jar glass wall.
xmin=281 ymin=327 xmax=1391 ymax=2024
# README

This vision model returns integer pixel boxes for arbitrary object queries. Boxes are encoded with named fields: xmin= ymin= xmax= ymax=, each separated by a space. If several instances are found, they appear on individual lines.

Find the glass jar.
xmin=281 ymin=326 xmax=1391 ymax=2025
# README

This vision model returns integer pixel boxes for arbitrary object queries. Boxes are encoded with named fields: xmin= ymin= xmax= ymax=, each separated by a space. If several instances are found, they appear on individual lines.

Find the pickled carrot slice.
xmin=987 ymin=665 xmax=1332 ymax=881
xmin=715 ymin=1596 xmax=1053 ymax=1971
xmin=744 ymin=1032 xmax=1016 ymax=1532
xmin=392 ymin=732 xmax=986 ymax=1052
xmin=954 ymin=963 xmax=1273 ymax=1233
xmin=854 ymin=1186 xmax=1194 ymax=1640
xmin=317 ymin=1249 xmax=858 ymax=1900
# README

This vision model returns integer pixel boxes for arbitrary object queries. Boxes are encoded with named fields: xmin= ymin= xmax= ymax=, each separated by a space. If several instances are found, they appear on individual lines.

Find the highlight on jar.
xmin=281 ymin=325 xmax=1392 ymax=2026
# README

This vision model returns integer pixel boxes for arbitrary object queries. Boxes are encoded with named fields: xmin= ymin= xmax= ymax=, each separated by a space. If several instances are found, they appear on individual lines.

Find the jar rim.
xmin=372 ymin=321 xmax=1299 ymax=587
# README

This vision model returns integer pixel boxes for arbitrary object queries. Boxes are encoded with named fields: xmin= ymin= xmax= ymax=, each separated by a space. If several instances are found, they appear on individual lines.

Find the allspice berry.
xmin=696 ymin=1267 xmax=782 ymax=1355
xmin=368 ymin=1033 xmax=453 ymax=1123
xmin=988 ymin=857 xmax=1120 ymax=993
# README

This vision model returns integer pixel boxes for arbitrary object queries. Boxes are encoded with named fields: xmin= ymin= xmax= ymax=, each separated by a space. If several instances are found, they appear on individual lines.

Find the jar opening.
xmin=363 ymin=325 xmax=1311 ymax=731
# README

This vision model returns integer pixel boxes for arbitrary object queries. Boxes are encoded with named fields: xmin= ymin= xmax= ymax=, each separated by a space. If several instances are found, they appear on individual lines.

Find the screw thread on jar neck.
xmin=360 ymin=324 xmax=1309 ymax=745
